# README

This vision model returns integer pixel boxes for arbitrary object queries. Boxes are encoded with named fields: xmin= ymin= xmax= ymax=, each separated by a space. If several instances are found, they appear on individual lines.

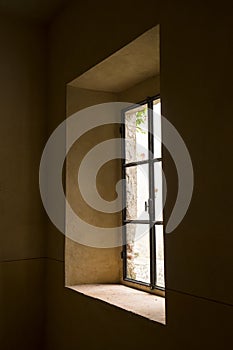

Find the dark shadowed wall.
xmin=0 ymin=14 xmax=47 ymax=350
xmin=1 ymin=1 xmax=232 ymax=349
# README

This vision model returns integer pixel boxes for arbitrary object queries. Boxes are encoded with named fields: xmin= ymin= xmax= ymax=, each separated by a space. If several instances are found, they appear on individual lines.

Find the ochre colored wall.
xmin=0 ymin=15 xmax=47 ymax=350
xmin=45 ymin=1 xmax=233 ymax=349
xmin=118 ymin=75 xmax=160 ymax=103
xmin=65 ymin=86 xmax=121 ymax=285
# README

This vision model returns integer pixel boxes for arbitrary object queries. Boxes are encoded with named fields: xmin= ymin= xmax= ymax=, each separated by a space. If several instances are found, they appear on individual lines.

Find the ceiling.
xmin=69 ymin=26 xmax=160 ymax=93
xmin=0 ymin=0 xmax=71 ymax=22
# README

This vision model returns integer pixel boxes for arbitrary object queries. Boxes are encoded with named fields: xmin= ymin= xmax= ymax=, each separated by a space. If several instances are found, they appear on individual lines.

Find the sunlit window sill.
xmin=68 ymin=284 xmax=166 ymax=325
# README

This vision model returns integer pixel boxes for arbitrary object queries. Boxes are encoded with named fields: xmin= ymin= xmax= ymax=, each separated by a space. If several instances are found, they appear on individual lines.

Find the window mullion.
xmin=121 ymin=110 xmax=127 ymax=279
xmin=148 ymin=99 xmax=156 ymax=288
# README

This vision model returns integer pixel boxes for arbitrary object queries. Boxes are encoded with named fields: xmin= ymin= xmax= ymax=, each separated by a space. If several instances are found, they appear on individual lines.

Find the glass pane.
xmin=125 ymin=104 xmax=148 ymax=163
xmin=125 ymin=164 xmax=149 ymax=220
xmin=155 ymin=225 xmax=165 ymax=288
xmin=154 ymin=161 xmax=163 ymax=221
xmin=126 ymin=224 xmax=150 ymax=283
xmin=153 ymin=99 xmax=162 ymax=159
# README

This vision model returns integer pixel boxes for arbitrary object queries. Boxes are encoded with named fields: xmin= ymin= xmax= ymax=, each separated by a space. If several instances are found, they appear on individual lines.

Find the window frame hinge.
xmin=120 ymin=250 xmax=125 ymax=259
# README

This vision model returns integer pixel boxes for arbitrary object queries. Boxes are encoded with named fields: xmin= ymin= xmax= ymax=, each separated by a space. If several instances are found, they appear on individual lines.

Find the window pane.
xmin=125 ymin=164 xmax=149 ymax=220
xmin=154 ymin=161 xmax=163 ymax=221
xmin=126 ymin=224 xmax=150 ymax=283
xmin=153 ymin=99 xmax=162 ymax=159
xmin=155 ymin=225 xmax=165 ymax=288
xmin=125 ymin=104 xmax=148 ymax=163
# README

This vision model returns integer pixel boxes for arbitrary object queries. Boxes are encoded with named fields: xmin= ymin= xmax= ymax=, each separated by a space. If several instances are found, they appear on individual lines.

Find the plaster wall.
xmin=65 ymin=86 xmax=121 ymax=285
xmin=45 ymin=1 xmax=233 ymax=349
xmin=0 ymin=14 xmax=47 ymax=350
xmin=65 ymin=73 xmax=160 ymax=286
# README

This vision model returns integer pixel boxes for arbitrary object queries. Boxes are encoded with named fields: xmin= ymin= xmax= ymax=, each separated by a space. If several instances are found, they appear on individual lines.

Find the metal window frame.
xmin=121 ymin=95 xmax=165 ymax=291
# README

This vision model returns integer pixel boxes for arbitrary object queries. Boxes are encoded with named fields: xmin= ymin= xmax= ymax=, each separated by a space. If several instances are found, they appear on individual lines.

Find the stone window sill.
xmin=68 ymin=284 xmax=166 ymax=325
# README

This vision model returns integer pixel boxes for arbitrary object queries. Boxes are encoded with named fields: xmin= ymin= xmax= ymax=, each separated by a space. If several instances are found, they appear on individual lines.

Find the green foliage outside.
xmin=136 ymin=108 xmax=147 ymax=133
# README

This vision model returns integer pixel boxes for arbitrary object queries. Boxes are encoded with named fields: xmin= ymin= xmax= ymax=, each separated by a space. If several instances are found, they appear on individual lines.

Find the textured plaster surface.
xmin=69 ymin=26 xmax=159 ymax=93
xmin=70 ymin=284 xmax=166 ymax=324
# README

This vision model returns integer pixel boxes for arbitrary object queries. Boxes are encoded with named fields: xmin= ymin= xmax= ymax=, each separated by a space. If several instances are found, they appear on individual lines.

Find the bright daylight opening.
xmin=122 ymin=97 xmax=165 ymax=290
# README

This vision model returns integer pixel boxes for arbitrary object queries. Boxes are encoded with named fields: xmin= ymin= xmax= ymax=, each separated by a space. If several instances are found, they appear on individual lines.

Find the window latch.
xmin=145 ymin=200 xmax=149 ymax=212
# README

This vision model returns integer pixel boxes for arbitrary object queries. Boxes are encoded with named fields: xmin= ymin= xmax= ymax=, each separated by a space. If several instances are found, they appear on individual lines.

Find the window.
xmin=121 ymin=95 xmax=165 ymax=292
xmin=64 ymin=25 xmax=166 ymax=324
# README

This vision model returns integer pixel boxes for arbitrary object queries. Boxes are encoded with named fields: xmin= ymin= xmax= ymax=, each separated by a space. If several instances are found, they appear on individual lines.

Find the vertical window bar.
xmin=148 ymin=98 xmax=156 ymax=288
xmin=121 ymin=110 xmax=127 ymax=279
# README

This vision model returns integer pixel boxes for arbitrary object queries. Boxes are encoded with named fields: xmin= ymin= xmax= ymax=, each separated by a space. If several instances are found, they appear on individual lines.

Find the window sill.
xmin=68 ymin=284 xmax=166 ymax=325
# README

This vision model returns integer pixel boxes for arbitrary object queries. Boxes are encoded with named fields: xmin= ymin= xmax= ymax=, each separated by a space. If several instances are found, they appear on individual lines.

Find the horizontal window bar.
xmin=123 ymin=160 xmax=149 ymax=167
xmin=152 ymin=158 xmax=162 ymax=163
xmin=121 ymin=94 xmax=160 ymax=114
xmin=124 ymin=278 xmax=151 ymax=288
xmin=151 ymin=284 xmax=165 ymax=291
xmin=123 ymin=220 xmax=164 ymax=225
xmin=123 ymin=158 xmax=162 ymax=168
xmin=124 ymin=279 xmax=165 ymax=292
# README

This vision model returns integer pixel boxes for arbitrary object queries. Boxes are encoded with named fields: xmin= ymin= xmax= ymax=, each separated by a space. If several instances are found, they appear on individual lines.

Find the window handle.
xmin=145 ymin=200 xmax=149 ymax=212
